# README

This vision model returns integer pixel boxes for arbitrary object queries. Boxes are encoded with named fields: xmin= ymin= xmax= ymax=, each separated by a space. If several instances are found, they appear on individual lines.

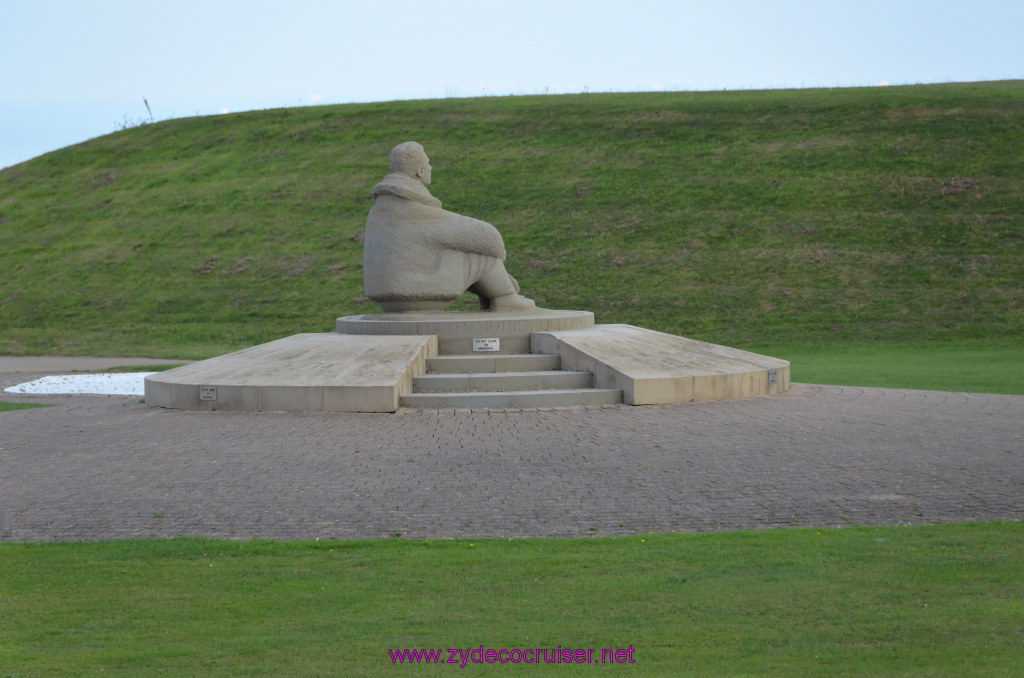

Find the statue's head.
xmin=389 ymin=141 xmax=432 ymax=185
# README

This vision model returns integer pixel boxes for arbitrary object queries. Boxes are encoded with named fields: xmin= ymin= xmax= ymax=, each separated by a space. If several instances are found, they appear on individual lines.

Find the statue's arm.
xmin=417 ymin=215 xmax=507 ymax=260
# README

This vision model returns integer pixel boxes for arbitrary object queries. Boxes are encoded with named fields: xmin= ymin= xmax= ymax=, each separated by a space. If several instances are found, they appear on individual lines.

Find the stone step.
xmin=400 ymin=388 xmax=622 ymax=409
xmin=414 ymin=370 xmax=592 ymax=393
xmin=426 ymin=353 xmax=561 ymax=374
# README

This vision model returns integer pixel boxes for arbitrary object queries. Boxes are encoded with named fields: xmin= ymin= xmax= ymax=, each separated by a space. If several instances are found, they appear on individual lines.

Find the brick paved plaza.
xmin=2 ymin=378 xmax=1022 ymax=542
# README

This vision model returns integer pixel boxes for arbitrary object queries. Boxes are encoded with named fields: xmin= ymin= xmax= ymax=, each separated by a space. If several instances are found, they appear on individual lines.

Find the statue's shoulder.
xmin=371 ymin=174 xmax=442 ymax=208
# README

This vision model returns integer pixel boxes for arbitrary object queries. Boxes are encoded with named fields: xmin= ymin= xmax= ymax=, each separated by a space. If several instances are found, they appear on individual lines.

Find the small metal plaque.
xmin=472 ymin=338 xmax=500 ymax=352
xmin=768 ymin=369 xmax=778 ymax=385
xmin=199 ymin=386 xmax=217 ymax=401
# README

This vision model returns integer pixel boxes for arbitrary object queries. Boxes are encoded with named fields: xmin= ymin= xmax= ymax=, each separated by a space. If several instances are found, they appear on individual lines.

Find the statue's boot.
xmin=489 ymin=293 xmax=536 ymax=311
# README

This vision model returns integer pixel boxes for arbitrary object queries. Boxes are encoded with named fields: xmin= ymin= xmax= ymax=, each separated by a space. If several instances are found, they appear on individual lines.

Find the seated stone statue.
xmin=363 ymin=142 xmax=536 ymax=312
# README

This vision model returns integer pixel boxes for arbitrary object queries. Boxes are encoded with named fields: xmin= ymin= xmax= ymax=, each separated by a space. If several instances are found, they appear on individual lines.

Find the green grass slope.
xmin=1 ymin=81 xmax=1021 ymax=361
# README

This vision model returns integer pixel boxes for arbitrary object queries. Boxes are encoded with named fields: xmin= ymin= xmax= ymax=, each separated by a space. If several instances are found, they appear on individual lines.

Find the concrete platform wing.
xmin=532 ymin=324 xmax=790 ymax=404
xmin=144 ymin=333 xmax=436 ymax=412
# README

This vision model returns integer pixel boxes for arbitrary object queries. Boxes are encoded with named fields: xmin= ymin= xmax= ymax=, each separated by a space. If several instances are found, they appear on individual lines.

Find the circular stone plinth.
xmin=336 ymin=308 xmax=594 ymax=340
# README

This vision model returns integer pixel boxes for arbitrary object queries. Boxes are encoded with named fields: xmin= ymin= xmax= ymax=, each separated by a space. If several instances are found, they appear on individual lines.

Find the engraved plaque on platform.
xmin=472 ymin=338 xmax=500 ymax=352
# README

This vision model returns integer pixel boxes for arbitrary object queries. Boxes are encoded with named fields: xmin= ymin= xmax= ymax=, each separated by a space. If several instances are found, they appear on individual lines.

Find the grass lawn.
xmin=0 ymin=401 xmax=49 ymax=412
xmin=1 ymin=522 xmax=1022 ymax=677
xmin=106 ymin=364 xmax=185 ymax=372
xmin=762 ymin=340 xmax=1024 ymax=395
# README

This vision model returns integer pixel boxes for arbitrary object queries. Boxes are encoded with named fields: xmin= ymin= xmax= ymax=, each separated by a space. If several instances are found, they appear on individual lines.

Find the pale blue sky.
xmin=2 ymin=0 xmax=1022 ymax=169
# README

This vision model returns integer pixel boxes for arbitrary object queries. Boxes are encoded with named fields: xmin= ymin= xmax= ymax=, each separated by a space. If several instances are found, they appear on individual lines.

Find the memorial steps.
xmin=401 ymin=352 xmax=622 ymax=409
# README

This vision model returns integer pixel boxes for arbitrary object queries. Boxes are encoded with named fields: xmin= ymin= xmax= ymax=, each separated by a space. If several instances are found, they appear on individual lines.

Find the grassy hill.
xmin=1 ymin=81 xmax=1022 ymax=363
